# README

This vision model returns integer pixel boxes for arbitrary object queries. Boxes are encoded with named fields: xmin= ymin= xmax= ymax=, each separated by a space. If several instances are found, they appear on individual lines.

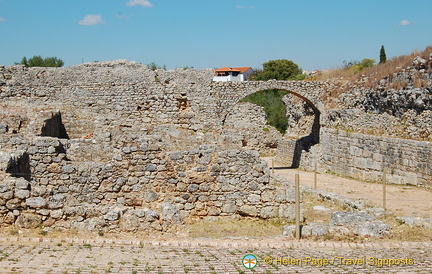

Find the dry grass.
xmin=388 ymin=224 xmax=432 ymax=242
xmin=187 ymin=217 xmax=286 ymax=238
xmin=304 ymin=192 xmax=432 ymax=243
xmin=302 ymin=192 xmax=345 ymax=223
xmin=316 ymin=46 xmax=432 ymax=85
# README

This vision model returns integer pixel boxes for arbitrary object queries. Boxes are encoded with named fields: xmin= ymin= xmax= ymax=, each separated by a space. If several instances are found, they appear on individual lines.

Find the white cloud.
xmin=0 ymin=17 xmax=5 ymax=22
xmin=126 ymin=0 xmax=153 ymax=7
xmin=399 ymin=19 xmax=410 ymax=26
xmin=79 ymin=15 xmax=104 ymax=26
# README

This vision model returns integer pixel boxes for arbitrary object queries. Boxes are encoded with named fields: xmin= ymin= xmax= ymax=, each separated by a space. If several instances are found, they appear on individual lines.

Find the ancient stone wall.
xmin=0 ymin=132 xmax=298 ymax=231
xmin=223 ymin=102 xmax=282 ymax=154
xmin=280 ymin=128 xmax=432 ymax=187
xmin=1 ymin=58 xmax=431 ymax=232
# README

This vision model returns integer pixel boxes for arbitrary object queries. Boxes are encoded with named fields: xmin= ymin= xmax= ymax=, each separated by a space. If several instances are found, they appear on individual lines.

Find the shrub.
xmin=147 ymin=62 xmax=166 ymax=71
xmin=241 ymin=89 xmax=288 ymax=134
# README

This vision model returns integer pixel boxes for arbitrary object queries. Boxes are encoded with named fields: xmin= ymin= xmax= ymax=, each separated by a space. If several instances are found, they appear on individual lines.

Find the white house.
xmin=213 ymin=67 xmax=254 ymax=82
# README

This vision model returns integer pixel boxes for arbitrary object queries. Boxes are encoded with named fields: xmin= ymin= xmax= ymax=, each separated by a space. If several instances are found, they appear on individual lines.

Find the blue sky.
xmin=0 ymin=0 xmax=431 ymax=70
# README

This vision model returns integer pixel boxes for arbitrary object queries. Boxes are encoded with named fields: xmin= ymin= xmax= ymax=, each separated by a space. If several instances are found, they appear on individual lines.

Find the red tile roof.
xmin=215 ymin=67 xmax=252 ymax=74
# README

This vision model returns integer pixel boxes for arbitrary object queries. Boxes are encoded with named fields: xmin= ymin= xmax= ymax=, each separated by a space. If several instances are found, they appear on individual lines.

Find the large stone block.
xmin=331 ymin=211 xmax=375 ymax=226
xmin=354 ymin=221 xmax=391 ymax=237
xmin=15 ymin=213 xmax=42 ymax=228
xmin=26 ymin=197 xmax=47 ymax=209
xmin=238 ymin=205 xmax=257 ymax=217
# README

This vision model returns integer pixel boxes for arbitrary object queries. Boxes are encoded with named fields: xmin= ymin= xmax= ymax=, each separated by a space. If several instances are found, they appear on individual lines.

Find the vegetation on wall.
xmin=147 ymin=61 xmax=166 ymax=71
xmin=241 ymin=89 xmax=288 ymax=134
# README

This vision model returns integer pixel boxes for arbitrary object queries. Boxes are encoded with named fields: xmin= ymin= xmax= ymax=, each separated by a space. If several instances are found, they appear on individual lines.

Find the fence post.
xmin=383 ymin=170 xmax=387 ymax=213
xmin=295 ymin=173 xmax=301 ymax=240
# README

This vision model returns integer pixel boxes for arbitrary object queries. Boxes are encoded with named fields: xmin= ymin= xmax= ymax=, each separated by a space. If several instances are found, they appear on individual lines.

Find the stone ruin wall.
xmin=0 ymin=57 xmax=431 ymax=232
xmin=321 ymin=54 xmax=432 ymax=187
xmin=0 ymin=62 xmax=297 ymax=231
xmin=278 ymin=128 xmax=431 ymax=187
xmin=0 ymin=135 xmax=297 ymax=232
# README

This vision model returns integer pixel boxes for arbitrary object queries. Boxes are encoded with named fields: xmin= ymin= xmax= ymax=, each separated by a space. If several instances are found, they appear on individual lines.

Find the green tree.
xmin=43 ymin=57 xmax=64 ymax=67
xmin=249 ymin=59 xmax=303 ymax=81
xmin=27 ymin=56 xmax=44 ymax=67
xmin=19 ymin=57 xmax=28 ymax=67
xmin=380 ymin=45 xmax=387 ymax=64
xmin=16 ymin=55 xmax=64 ymax=67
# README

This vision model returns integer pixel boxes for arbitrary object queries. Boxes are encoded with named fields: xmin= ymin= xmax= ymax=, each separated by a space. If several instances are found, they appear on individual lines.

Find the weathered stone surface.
xmin=413 ymin=56 xmax=427 ymax=70
xmin=3 ymin=211 xmax=16 ymax=224
xmin=0 ymin=151 xmax=11 ymax=171
xmin=221 ymin=203 xmax=236 ymax=214
xmin=260 ymin=206 xmax=277 ymax=219
xmin=48 ymin=194 xmax=66 ymax=209
xmin=238 ymin=205 xmax=257 ymax=217
xmin=104 ymin=211 xmax=120 ymax=221
xmin=15 ymin=178 xmax=29 ymax=190
xmin=396 ymin=216 xmax=432 ymax=229
xmin=26 ymin=197 xmax=47 ymax=209
xmin=187 ymin=184 xmax=199 ymax=193
xmin=278 ymin=204 xmax=297 ymax=221
xmin=169 ymin=151 xmax=184 ymax=161
xmin=6 ymin=198 xmax=21 ymax=209
xmin=144 ymin=191 xmax=159 ymax=203
xmin=332 ymin=211 xmax=375 ymax=226
xmin=282 ymin=225 xmax=296 ymax=237
xmin=15 ymin=189 xmax=30 ymax=199
xmin=0 ymin=124 xmax=8 ymax=134
xmin=354 ymin=221 xmax=391 ymax=237
xmin=15 ymin=213 xmax=42 ymax=228
xmin=161 ymin=202 xmax=183 ymax=224
xmin=50 ymin=209 xmax=63 ymax=219
xmin=61 ymin=165 xmax=75 ymax=174
xmin=301 ymin=223 xmax=329 ymax=237
xmin=0 ymin=183 xmax=11 ymax=193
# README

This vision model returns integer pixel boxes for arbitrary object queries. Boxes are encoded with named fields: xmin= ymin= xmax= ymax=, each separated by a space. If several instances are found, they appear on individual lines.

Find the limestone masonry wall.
xmin=278 ymin=128 xmax=432 ymax=187
xmin=1 ymin=135 xmax=297 ymax=231
xmin=320 ymin=128 xmax=431 ymax=187
xmin=0 ymin=59 xmax=431 ymax=231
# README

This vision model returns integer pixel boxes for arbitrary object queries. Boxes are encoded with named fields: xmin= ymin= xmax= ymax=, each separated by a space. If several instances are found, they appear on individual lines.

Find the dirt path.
xmin=262 ymin=157 xmax=432 ymax=218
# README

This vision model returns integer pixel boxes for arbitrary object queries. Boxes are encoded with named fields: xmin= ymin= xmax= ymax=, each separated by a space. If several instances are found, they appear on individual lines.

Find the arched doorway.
xmin=230 ymin=88 xmax=320 ymax=168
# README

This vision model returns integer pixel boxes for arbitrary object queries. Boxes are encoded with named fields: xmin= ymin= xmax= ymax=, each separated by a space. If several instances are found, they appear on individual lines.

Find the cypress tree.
xmin=380 ymin=45 xmax=387 ymax=64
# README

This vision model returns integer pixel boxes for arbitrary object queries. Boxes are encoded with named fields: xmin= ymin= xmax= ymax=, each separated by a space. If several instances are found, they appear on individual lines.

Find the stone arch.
xmin=223 ymin=82 xmax=322 ymax=167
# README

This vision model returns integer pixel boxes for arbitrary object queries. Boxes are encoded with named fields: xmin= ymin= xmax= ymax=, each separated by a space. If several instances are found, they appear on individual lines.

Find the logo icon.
xmin=242 ymin=254 xmax=258 ymax=269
